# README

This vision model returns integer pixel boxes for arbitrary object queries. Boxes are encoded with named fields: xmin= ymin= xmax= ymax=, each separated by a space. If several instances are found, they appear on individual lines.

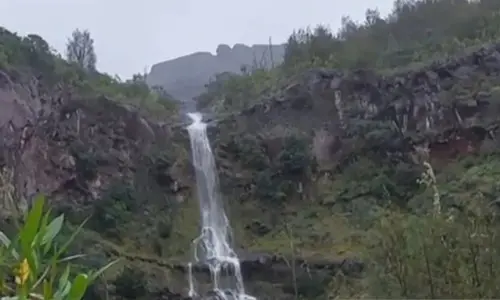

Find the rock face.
xmin=214 ymin=43 xmax=500 ymax=171
xmin=147 ymin=43 xmax=285 ymax=103
xmin=0 ymin=70 xmax=190 ymax=212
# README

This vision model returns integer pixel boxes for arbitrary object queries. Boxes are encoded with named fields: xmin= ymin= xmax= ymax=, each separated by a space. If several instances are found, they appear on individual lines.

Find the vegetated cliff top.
xmin=197 ymin=0 xmax=500 ymax=114
xmin=204 ymin=0 xmax=500 ymax=185
xmin=0 ymin=27 xmax=179 ymax=122
xmin=0 ymin=26 xmax=187 ymax=212
xmin=146 ymin=43 xmax=285 ymax=101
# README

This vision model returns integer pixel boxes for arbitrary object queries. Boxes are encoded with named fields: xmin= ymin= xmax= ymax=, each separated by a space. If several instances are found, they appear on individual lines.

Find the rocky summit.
xmin=3 ymin=0 xmax=500 ymax=299
xmin=147 ymin=43 xmax=285 ymax=103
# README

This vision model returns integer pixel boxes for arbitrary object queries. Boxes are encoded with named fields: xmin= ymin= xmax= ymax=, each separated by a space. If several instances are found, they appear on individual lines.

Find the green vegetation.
xmin=66 ymin=29 xmax=97 ymax=72
xmin=0 ymin=195 xmax=117 ymax=299
xmin=234 ymin=151 xmax=500 ymax=299
xmin=198 ymin=0 xmax=500 ymax=113
xmin=0 ymin=27 xmax=178 ymax=121
xmin=326 ymin=156 xmax=500 ymax=298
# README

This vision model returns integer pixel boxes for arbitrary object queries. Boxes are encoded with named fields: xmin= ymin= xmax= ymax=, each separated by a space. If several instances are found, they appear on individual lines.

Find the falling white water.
xmin=186 ymin=112 xmax=256 ymax=300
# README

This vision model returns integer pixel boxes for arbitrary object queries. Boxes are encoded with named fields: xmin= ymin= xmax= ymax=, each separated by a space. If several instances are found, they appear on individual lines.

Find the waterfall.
xmin=186 ymin=112 xmax=256 ymax=300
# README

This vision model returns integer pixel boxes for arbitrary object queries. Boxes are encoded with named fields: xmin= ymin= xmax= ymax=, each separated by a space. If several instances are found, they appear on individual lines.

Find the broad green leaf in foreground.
xmin=67 ymin=274 xmax=89 ymax=300
xmin=42 ymin=214 xmax=64 ymax=246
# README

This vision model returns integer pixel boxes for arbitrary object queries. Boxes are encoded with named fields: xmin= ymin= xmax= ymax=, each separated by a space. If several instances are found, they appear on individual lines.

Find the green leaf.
xmin=0 ymin=230 xmax=19 ymax=260
xmin=68 ymin=274 xmax=89 ymax=300
xmin=43 ymin=279 xmax=52 ymax=300
xmin=32 ymin=247 xmax=40 ymax=277
xmin=89 ymin=259 xmax=120 ymax=282
xmin=0 ymin=231 xmax=12 ymax=248
xmin=31 ymin=264 xmax=52 ymax=290
xmin=43 ymin=236 xmax=52 ymax=256
xmin=58 ymin=254 xmax=86 ymax=263
xmin=53 ymin=281 xmax=71 ymax=300
xmin=20 ymin=195 xmax=45 ymax=258
xmin=38 ymin=208 xmax=52 ymax=238
xmin=36 ymin=208 xmax=52 ymax=247
xmin=53 ymin=217 xmax=89 ymax=261
xmin=57 ymin=264 xmax=71 ymax=291
xmin=53 ymin=265 xmax=72 ymax=300
xmin=42 ymin=214 xmax=64 ymax=246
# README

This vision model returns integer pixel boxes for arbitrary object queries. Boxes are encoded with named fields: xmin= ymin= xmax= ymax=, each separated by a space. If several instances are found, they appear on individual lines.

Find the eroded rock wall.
xmin=215 ymin=43 xmax=500 ymax=173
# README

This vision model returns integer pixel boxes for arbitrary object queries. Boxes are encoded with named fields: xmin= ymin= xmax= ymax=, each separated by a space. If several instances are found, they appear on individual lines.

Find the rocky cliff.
xmin=217 ymin=43 xmax=500 ymax=166
xmin=147 ymin=43 xmax=285 ymax=103
xmin=209 ymin=43 xmax=500 ymax=220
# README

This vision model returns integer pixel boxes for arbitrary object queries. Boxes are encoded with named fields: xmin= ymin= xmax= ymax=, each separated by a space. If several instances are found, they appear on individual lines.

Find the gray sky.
xmin=3 ymin=0 xmax=393 ymax=79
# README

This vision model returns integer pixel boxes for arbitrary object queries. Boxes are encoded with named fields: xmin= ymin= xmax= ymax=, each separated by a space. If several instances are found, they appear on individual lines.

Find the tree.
xmin=66 ymin=29 xmax=96 ymax=71
xmin=25 ymin=34 xmax=50 ymax=54
xmin=365 ymin=8 xmax=382 ymax=27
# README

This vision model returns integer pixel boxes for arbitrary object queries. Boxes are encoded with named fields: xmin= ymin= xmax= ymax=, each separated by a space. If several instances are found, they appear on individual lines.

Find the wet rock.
xmin=179 ymin=250 xmax=363 ymax=285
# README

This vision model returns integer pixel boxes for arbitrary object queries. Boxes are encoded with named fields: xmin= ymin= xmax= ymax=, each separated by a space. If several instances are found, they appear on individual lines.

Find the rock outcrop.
xmin=147 ymin=43 xmax=285 ymax=102
xmin=214 ymin=43 xmax=500 ymax=174
xmin=0 ymin=69 xmax=191 ymax=212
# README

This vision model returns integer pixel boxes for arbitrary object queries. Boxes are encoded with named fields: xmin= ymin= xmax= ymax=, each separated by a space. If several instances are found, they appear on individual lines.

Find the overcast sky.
xmin=2 ymin=0 xmax=394 ymax=79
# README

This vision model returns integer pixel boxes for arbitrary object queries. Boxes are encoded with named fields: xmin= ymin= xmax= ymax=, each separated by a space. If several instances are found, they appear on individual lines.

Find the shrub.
xmin=362 ymin=204 xmax=500 ymax=298
xmin=91 ymin=183 xmax=138 ymax=234
xmin=0 ymin=195 xmax=118 ymax=299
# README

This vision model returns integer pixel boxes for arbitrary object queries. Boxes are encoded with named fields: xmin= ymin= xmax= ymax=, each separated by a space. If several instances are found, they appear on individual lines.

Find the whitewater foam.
xmin=186 ymin=112 xmax=256 ymax=300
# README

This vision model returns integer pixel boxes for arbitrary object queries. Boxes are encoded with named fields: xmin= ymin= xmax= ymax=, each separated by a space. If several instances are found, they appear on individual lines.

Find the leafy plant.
xmin=356 ymin=202 xmax=500 ymax=299
xmin=0 ymin=195 xmax=118 ymax=300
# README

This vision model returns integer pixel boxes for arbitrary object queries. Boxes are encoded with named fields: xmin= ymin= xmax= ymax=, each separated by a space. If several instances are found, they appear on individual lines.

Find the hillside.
xmin=3 ymin=0 xmax=500 ymax=299
xmin=196 ymin=0 xmax=500 ymax=298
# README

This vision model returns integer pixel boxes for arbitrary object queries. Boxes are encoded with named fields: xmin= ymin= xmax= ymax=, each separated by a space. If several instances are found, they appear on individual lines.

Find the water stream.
xmin=186 ymin=112 xmax=256 ymax=300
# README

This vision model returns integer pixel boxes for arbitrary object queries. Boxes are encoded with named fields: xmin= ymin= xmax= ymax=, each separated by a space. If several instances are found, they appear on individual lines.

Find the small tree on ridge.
xmin=66 ymin=28 xmax=96 ymax=71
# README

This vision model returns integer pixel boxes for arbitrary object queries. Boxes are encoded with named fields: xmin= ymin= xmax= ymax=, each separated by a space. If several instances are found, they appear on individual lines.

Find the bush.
xmin=253 ymin=136 xmax=310 ymax=203
xmin=0 ymin=195 xmax=118 ymax=299
xmin=361 ymin=204 xmax=500 ymax=298
xmin=91 ymin=183 xmax=139 ymax=234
